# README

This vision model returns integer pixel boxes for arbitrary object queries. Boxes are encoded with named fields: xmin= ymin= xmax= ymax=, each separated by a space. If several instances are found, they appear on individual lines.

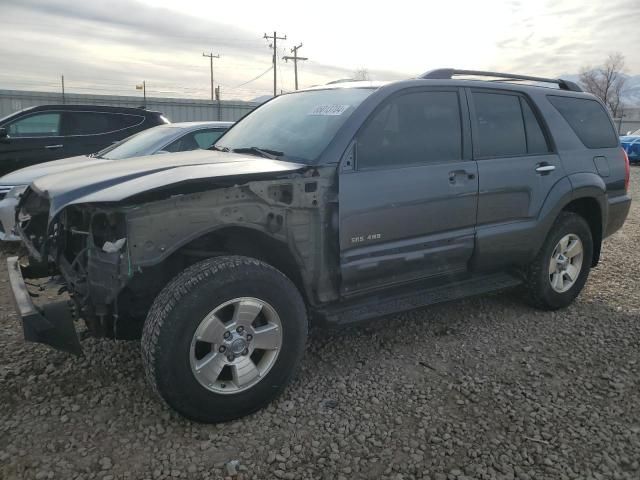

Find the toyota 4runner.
xmin=7 ymin=69 xmax=631 ymax=422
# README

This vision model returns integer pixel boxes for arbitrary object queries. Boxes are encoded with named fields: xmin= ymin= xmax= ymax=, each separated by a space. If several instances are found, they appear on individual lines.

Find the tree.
xmin=579 ymin=53 xmax=626 ymax=118
xmin=353 ymin=68 xmax=370 ymax=81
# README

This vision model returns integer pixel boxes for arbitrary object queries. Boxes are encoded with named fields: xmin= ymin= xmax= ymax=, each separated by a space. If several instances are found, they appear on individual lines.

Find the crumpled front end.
xmin=10 ymin=166 xmax=337 ymax=354
xmin=12 ymin=187 xmax=135 ymax=353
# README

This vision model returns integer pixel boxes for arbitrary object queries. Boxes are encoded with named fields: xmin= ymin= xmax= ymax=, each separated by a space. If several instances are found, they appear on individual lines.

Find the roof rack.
xmin=419 ymin=68 xmax=583 ymax=92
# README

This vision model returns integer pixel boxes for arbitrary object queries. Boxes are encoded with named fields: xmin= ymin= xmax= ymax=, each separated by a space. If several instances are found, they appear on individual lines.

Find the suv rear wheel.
xmin=141 ymin=256 xmax=307 ymax=423
xmin=525 ymin=212 xmax=593 ymax=310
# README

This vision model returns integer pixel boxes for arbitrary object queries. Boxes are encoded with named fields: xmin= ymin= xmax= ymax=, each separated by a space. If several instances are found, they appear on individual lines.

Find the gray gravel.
xmin=1 ymin=170 xmax=639 ymax=480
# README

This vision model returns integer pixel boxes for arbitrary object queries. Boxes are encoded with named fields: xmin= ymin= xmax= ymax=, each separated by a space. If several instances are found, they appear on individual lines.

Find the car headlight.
xmin=5 ymin=185 xmax=28 ymax=200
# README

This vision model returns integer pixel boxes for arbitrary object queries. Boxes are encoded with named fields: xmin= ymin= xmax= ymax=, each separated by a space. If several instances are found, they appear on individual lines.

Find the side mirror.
xmin=0 ymin=127 xmax=7 ymax=139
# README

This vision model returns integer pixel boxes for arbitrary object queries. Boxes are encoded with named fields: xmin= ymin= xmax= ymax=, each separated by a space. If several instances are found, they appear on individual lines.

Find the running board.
xmin=315 ymin=272 xmax=522 ymax=326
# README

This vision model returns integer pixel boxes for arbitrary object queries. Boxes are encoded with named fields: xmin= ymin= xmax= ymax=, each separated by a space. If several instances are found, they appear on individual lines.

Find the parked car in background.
xmin=0 ymin=104 xmax=169 ymax=177
xmin=621 ymin=128 xmax=640 ymax=164
xmin=0 ymin=121 xmax=233 ymax=240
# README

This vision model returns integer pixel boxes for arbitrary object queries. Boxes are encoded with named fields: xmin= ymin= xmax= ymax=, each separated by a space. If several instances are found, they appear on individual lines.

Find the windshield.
xmin=96 ymin=126 xmax=181 ymax=160
xmin=215 ymin=88 xmax=375 ymax=163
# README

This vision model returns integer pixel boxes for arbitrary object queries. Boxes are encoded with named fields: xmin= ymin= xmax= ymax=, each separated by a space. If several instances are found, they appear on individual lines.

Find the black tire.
xmin=524 ymin=212 xmax=593 ymax=310
xmin=141 ymin=255 xmax=307 ymax=423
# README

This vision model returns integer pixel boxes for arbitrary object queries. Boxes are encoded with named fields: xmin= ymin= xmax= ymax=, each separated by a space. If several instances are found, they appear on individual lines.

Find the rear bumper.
xmin=7 ymin=256 xmax=82 ymax=355
xmin=605 ymin=194 xmax=632 ymax=238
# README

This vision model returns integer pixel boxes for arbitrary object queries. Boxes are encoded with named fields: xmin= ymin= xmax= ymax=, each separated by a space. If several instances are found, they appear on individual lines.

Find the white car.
xmin=0 ymin=121 xmax=232 ymax=240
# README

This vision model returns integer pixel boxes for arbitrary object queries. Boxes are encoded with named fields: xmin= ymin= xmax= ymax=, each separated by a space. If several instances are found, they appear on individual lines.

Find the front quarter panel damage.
xmin=124 ymin=167 xmax=338 ymax=304
xmin=17 ymin=167 xmax=339 ymax=339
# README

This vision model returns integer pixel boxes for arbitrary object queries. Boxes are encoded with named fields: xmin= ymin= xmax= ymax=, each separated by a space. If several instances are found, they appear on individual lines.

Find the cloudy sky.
xmin=0 ymin=0 xmax=638 ymax=101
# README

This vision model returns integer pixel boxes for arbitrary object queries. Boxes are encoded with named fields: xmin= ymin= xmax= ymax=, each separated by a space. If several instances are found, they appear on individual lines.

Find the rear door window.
xmin=7 ymin=113 xmax=61 ymax=137
xmin=547 ymin=96 xmax=618 ymax=148
xmin=472 ymin=92 xmax=527 ymax=158
xmin=64 ymin=112 xmax=145 ymax=136
xmin=471 ymin=91 xmax=551 ymax=157
xmin=65 ymin=112 xmax=110 ymax=135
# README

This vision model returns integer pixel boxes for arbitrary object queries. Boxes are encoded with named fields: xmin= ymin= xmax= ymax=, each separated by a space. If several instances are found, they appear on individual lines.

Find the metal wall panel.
xmin=0 ymin=89 xmax=259 ymax=122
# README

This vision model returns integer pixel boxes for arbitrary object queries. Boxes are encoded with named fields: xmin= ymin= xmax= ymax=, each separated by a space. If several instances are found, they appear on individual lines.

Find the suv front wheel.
xmin=141 ymin=256 xmax=308 ymax=423
xmin=525 ymin=212 xmax=593 ymax=310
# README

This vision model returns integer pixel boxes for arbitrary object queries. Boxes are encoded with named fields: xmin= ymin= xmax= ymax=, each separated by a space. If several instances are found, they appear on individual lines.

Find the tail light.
xmin=622 ymin=147 xmax=630 ymax=192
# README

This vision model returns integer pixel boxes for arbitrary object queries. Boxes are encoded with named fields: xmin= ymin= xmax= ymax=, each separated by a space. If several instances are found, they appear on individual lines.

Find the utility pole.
xmin=283 ymin=43 xmax=308 ymax=90
xmin=202 ymin=52 xmax=220 ymax=101
xmin=264 ymin=31 xmax=286 ymax=96
xmin=215 ymin=85 xmax=221 ymax=121
xmin=61 ymin=75 xmax=65 ymax=104
xmin=136 ymin=81 xmax=146 ymax=108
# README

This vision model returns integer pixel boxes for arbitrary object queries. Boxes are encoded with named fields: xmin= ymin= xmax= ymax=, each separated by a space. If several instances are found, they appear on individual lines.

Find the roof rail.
xmin=419 ymin=68 xmax=583 ymax=92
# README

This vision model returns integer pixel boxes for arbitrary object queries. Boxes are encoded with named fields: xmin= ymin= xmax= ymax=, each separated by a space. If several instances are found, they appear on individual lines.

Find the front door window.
xmin=7 ymin=113 xmax=61 ymax=137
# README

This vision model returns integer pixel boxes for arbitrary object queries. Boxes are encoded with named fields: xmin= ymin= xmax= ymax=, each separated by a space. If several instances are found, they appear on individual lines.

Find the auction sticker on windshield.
xmin=308 ymin=105 xmax=350 ymax=116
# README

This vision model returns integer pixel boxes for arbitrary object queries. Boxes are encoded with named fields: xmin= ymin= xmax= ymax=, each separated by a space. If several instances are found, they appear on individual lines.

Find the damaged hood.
xmin=30 ymin=149 xmax=306 ymax=216
xmin=0 ymin=155 xmax=109 ymax=186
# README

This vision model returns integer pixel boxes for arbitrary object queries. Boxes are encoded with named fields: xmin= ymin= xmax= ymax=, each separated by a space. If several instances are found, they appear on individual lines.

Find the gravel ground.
xmin=1 ymin=170 xmax=639 ymax=480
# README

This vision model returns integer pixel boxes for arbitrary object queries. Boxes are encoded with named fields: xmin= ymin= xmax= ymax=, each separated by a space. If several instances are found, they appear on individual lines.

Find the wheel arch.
xmin=535 ymin=174 xmax=606 ymax=268
xmin=561 ymin=196 xmax=603 ymax=267
xmin=165 ymin=225 xmax=309 ymax=301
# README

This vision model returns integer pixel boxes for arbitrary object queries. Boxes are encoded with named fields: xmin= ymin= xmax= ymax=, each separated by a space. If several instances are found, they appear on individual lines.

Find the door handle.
xmin=535 ymin=164 xmax=555 ymax=174
xmin=45 ymin=144 xmax=63 ymax=150
xmin=449 ymin=170 xmax=476 ymax=183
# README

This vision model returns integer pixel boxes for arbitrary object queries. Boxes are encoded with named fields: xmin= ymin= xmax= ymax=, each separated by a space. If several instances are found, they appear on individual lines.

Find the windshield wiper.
xmin=231 ymin=146 xmax=284 ymax=160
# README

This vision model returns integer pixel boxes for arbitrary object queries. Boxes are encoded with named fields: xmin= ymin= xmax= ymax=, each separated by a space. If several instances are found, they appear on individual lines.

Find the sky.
xmin=0 ymin=0 xmax=638 ymax=101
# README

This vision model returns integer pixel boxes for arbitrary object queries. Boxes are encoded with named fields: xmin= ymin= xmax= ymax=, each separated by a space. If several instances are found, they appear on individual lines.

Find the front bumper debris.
xmin=7 ymin=256 xmax=82 ymax=355
xmin=0 ymin=195 xmax=20 ymax=241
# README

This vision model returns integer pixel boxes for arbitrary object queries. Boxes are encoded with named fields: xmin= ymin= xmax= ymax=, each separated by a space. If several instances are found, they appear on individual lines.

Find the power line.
xmin=264 ymin=31 xmax=287 ymax=96
xmin=230 ymin=65 xmax=274 ymax=88
xmin=283 ymin=43 xmax=308 ymax=90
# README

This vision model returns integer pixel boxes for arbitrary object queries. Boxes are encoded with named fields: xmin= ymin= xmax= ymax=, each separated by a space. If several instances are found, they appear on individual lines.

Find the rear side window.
xmin=113 ymin=114 xmax=145 ymax=129
xmin=547 ymin=96 xmax=618 ymax=149
xmin=7 ymin=113 xmax=61 ymax=137
xmin=65 ymin=112 xmax=144 ymax=136
xmin=357 ymin=90 xmax=462 ymax=169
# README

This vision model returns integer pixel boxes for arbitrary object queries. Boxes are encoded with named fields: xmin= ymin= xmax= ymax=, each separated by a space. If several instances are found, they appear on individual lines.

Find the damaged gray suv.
xmin=8 ymin=69 xmax=631 ymax=423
